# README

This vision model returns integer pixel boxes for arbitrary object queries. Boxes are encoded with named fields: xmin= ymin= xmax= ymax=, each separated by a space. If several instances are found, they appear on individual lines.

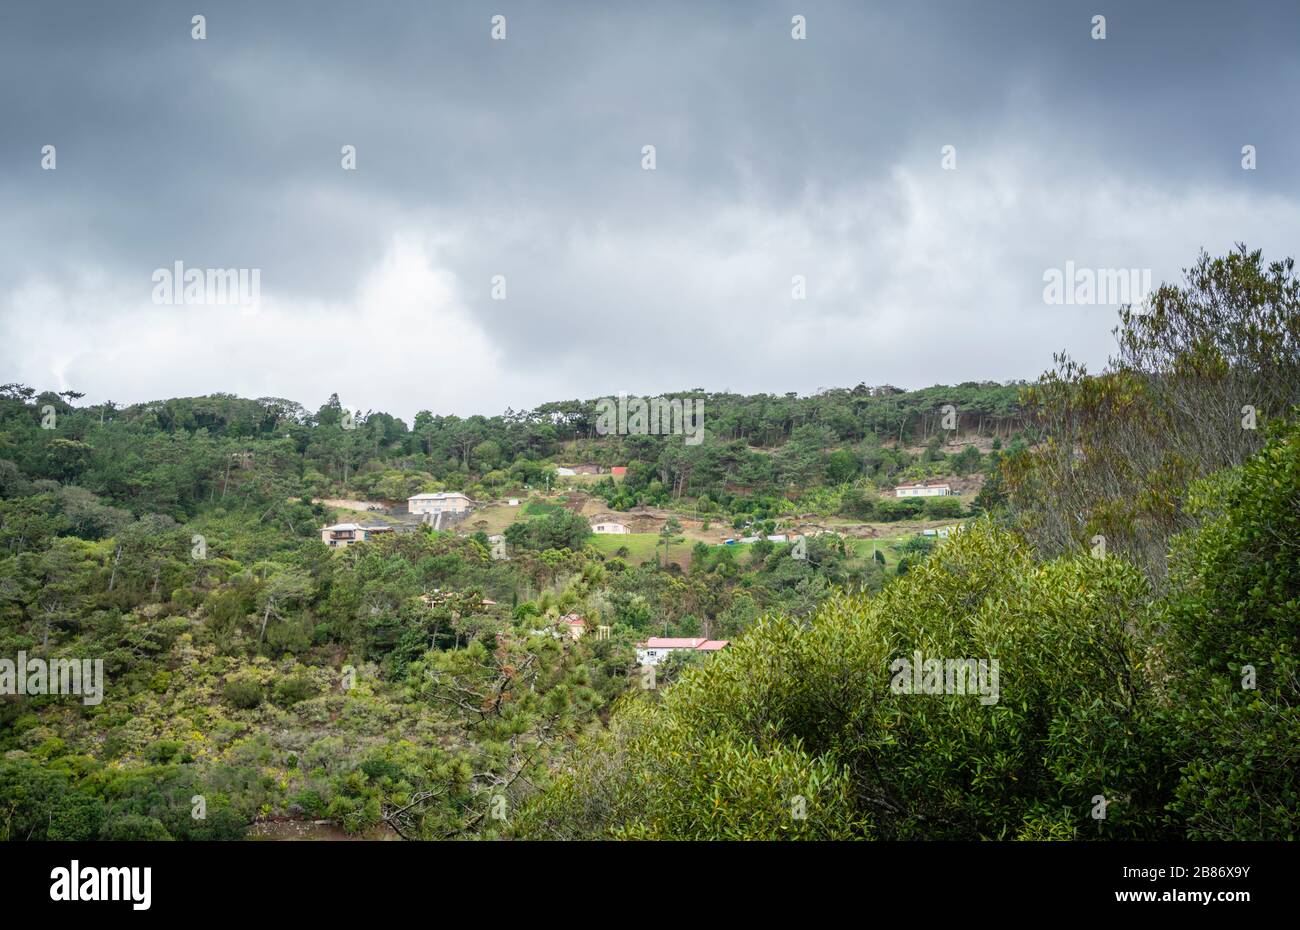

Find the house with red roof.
xmin=636 ymin=636 xmax=730 ymax=667
xmin=558 ymin=613 xmax=587 ymax=640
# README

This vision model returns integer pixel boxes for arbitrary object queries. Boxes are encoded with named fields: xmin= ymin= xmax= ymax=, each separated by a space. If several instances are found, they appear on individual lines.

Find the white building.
xmin=321 ymin=523 xmax=393 ymax=548
xmin=592 ymin=521 xmax=630 ymax=534
xmin=635 ymin=637 xmax=730 ymax=667
xmin=408 ymin=492 xmax=474 ymax=515
xmin=894 ymin=483 xmax=952 ymax=498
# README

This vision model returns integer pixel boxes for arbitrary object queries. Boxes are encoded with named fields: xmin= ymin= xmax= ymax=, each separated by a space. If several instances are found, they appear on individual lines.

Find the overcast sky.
xmin=2 ymin=0 xmax=1297 ymax=422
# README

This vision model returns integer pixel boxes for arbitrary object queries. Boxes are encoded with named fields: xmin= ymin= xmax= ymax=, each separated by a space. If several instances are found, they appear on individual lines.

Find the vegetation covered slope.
xmin=514 ymin=419 xmax=1300 ymax=840
xmin=1 ymin=244 xmax=1295 ymax=841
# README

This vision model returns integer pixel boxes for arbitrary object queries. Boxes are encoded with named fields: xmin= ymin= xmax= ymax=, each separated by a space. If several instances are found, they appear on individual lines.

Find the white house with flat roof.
xmin=408 ymin=492 xmax=474 ymax=515
xmin=894 ymin=483 xmax=952 ymax=498
xmin=592 ymin=520 xmax=630 ymax=534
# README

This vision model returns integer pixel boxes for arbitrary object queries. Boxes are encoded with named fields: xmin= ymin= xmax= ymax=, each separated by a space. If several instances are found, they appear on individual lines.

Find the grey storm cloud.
xmin=1 ymin=0 xmax=1297 ymax=420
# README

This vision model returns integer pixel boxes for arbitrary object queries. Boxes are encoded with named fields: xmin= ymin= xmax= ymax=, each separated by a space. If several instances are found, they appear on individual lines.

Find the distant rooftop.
xmin=637 ymin=637 xmax=730 ymax=651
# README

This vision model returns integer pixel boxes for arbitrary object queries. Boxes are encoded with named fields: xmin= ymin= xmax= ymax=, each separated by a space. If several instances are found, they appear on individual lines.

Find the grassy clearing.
xmin=459 ymin=503 xmax=523 ymax=535
xmin=587 ymin=532 xmax=690 ymax=567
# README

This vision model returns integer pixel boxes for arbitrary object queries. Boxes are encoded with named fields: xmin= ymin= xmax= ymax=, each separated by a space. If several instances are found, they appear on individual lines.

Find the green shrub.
xmin=843 ymin=489 xmax=877 ymax=520
xmin=951 ymin=445 xmax=983 ymax=475
xmin=923 ymin=496 xmax=965 ymax=519
xmin=273 ymin=674 xmax=319 ymax=707
xmin=505 ymin=507 xmax=591 ymax=551
xmin=1157 ymin=420 xmax=1300 ymax=839
xmin=100 ymin=814 xmax=172 ymax=841
xmin=223 ymin=676 xmax=264 ymax=710
xmin=359 ymin=758 xmax=404 ymax=783
xmin=876 ymin=498 xmax=925 ymax=521
xmin=147 ymin=670 xmax=172 ymax=693
xmin=516 ymin=521 xmax=1167 ymax=839
xmin=143 ymin=740 xmax=184 ymax=764
xmin=48 ymin=793 xmax=106 ymax=841
xmin=899 ymin=535 xmax=936 ymax=555
xmin=290 ymin=789 xmax=329 ymax=819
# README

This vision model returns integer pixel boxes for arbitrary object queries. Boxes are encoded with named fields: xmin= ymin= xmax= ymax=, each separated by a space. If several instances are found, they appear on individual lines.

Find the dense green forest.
xmin=0 ymin=352 xmax=1002 ymax=839
xmin=0 ymin=375 xmax=1026 ymax=518
xmin=1 ymin=246 xmax=1297 ymax=840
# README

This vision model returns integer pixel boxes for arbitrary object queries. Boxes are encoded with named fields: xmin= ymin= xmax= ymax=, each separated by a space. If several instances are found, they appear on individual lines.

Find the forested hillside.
xmin=0 ymin=365 xmax=1011 ymax=837
xmin=513 ymin=246 xmax=1300 ymax=840
xmin=1 ymin=246 xmax=1296 ymax=841
xmin=0 ymin=379 xmax=1025 ymax=517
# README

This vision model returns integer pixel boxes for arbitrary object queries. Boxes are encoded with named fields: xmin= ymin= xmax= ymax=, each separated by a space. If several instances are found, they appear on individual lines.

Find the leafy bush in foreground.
xmin=515 ymin=521 xmax=1169 ymax=839
xmin=518 ymin=421 xmax=1300 ymax=840
xmin=1157 ymin=419 xmax=1300 ymax=839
